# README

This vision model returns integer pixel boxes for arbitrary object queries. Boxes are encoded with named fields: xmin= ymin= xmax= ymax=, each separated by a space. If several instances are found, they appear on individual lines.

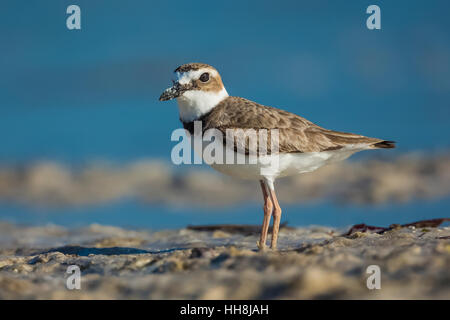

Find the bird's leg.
xmin=268 ymin=187 xmax=282 ymax=250
xmin=257 ymin=180 xmax=273 ymax=251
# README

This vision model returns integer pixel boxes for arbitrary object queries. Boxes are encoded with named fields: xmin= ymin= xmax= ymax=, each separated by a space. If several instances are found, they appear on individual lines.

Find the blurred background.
xmin=0 ymin=0 xmax=449 ymax=229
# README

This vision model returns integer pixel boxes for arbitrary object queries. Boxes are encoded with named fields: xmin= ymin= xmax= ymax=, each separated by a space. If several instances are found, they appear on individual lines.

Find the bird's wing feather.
xmin=203 ymin=96 xmax=383 ymax=154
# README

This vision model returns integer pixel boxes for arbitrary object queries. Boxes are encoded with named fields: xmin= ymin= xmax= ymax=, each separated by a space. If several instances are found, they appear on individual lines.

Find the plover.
xmin=159 ymin=63 xmax=395 ymax=250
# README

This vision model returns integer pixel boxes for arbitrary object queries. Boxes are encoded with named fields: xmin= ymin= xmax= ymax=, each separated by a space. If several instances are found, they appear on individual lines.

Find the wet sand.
xmin=1 ymin=153 xmax=449 ymax=209
xmin=0 ymin=222 xmax=449 ymax=299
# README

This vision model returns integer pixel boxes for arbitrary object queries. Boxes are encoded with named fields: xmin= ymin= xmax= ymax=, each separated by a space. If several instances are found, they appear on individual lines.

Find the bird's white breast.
xmin=176 ymin=88 xmax=228 ymax=123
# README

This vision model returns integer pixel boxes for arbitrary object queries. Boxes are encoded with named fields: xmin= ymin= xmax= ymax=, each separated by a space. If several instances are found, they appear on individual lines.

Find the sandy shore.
xmin=1 ymin=153 xmax=449 ymax=209
xmin=0 ymin=222 xmax=449 ymax=299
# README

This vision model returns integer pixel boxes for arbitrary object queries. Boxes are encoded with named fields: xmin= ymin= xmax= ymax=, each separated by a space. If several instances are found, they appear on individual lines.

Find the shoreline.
xmin=0 ymin=222 xmax=449 ymax=299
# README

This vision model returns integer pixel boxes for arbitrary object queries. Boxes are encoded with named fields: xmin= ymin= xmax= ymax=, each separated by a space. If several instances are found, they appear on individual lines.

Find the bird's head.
xmin=159 ymin=63 xmax=229 ymax=122
xmin=159 ymin=63 xmax=226 ymax=101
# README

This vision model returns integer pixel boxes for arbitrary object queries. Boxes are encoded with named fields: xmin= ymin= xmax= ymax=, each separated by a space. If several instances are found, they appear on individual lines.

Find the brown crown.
xmin=174 ymin=63 xmax=216 ymax=73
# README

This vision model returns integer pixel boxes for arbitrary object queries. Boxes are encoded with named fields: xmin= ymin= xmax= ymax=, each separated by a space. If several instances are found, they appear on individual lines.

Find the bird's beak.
xmin=159 ymin=81 xmax=187 ymax=101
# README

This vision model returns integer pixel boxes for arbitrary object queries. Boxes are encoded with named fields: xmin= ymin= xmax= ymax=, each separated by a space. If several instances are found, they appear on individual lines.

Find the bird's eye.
xmin=199 ymin=73 xmax=210 ymax=82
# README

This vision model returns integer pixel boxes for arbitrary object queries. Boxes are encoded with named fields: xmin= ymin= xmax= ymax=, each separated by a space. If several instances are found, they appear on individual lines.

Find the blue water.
xmin=0 ymin=0 xmax=449 ymax=228
xmin=1 ymin=198 xmax=449 ymax=230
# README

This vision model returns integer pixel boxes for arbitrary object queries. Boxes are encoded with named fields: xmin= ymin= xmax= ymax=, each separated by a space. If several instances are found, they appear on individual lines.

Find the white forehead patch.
xmin=176 ymin=68 xmax=218 ymax=85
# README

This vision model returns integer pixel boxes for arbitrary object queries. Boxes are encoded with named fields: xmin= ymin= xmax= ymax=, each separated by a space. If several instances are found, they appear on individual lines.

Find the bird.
xmin=159 ymin=62 xmax=395 ymax=250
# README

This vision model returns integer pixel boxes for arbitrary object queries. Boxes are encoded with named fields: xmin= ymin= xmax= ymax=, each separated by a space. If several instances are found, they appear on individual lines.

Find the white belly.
xmin=189 ymin=134 xmax=368 ymax=184
xmin=210 ymin=146 xmax=367 ymax=182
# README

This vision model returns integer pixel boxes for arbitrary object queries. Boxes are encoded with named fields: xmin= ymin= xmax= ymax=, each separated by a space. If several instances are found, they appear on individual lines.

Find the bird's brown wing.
xmin=203 ymin=96 xmax=387 ymax=154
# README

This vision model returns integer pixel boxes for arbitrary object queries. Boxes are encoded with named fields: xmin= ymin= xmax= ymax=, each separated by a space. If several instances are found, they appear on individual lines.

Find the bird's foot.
xmin=257 ymin=241 xmax=268 ymax=251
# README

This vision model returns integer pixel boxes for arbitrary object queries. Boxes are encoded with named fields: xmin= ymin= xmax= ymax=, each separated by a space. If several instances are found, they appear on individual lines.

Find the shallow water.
xmin=1 ymin=197 xmax=449 ymax=230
